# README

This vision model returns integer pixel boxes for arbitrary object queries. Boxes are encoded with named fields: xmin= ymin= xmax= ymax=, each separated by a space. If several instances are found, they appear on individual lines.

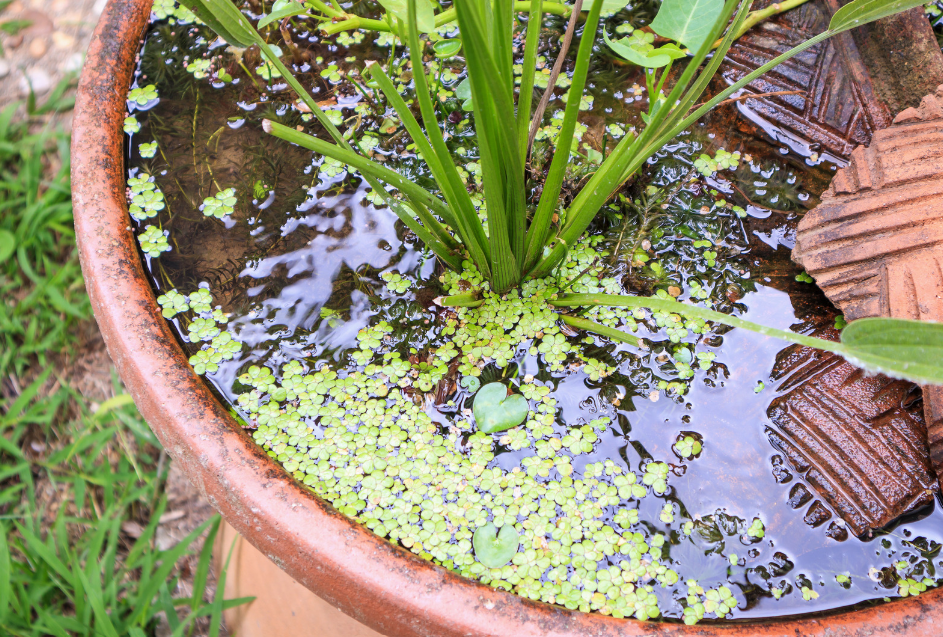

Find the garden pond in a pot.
xmin=124 ymin=0 xmax=943 ymax=623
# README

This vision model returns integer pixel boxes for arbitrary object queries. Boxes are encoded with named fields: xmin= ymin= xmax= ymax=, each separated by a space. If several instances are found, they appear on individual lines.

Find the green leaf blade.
xmin=840 ymin=317 xmax=943 ymax=384
xmin=377 ymin=0 xmax=436 ymax=32
xmin=829 ymin=0 xmax=926 ymax=33
xmin=177 ymin=0 xmax=257 ymax=47
xmin=258 ymin=0 xmax=307 ymax=28
xmin=650 ymin=0 xmax=724 ymax=51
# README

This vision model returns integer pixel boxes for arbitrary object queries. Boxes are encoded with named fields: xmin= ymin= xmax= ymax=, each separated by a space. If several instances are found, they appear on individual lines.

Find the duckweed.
xmin=128 ymin=84 xmax=158 ymax=106
xmin=201 ymin=188 xmax=237 ymax=218
xmin=123 ymin=116 xmax=141 ymax=134
xmin=137 ymin=225 xmax=170 ymax=258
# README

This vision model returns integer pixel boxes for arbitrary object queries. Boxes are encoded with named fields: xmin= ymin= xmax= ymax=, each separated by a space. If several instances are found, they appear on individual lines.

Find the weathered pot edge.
xmin=71 ymin=0 xmax=943 ymax=635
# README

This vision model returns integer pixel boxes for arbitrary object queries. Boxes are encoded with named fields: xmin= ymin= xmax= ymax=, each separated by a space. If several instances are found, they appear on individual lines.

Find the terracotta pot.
xmin=72 ymin=0 xmax=943 ymax=634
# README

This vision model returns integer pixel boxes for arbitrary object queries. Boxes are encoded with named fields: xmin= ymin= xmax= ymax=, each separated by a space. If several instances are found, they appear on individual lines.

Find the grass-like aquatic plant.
xmin=178 ymin=0 xmax=943 ymax=386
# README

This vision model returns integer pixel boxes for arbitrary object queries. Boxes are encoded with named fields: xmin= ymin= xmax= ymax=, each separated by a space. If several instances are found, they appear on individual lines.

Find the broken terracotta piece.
xmin=720 ymin=0 xmax=891 ymax=161
xmin=720 ymin=0 xmax=943 ymax=162
xmin=767 ymin=334 xmax=935 ymax=537
xmin=793 ymin=85 xmax=943 ymax=490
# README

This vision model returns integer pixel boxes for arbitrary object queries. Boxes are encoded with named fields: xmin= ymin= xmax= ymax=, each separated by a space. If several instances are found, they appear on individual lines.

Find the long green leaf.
xmin=400 ymin=1 xmax=492 ymax=269
xmin=517 ymin=0 xmax=544 ymax=159
xmin=523 ymin=0 xmax=604 ymax=272
xmin=839 ymin=317 xmax=943 ymax=383
xmin=263 ymin=121 xmax=448 ymax=223
xmin=560 ymin=314 xmax=641 ymax=346
xmin=550 ymin=294 xmax=943 ymax=385
xmin=177 ymin=0 xmax=256 ymax=47
xmin=829 ymin=0 xmax=925 ymax=31
xmin=454 ymin=0 xmax=524 ymax=290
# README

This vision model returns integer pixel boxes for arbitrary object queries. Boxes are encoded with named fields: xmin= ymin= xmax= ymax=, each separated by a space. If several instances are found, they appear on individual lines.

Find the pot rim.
xmin=71 ymin=0 xmax=943 ymax=635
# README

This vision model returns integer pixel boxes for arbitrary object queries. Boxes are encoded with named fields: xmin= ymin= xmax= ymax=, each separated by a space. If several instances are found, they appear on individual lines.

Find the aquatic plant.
xmin=179 ymin=0 xmax=943 ymax=386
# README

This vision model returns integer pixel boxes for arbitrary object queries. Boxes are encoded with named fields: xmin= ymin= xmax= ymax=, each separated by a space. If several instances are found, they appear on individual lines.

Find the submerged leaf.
xmin=473 ymin=383 xmax=529 ymax=433
xmin=600 ymin=0 xmax=632 ymax=16
xmin=649 ymin=0 xmax=723 ymax=52
xmin=455 ymin=77 xmax=473 ymax=110
xmin=473 ymin=522 xmax=520 ymax=568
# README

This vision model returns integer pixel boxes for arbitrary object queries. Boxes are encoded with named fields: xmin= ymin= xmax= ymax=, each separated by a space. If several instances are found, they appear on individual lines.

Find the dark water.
xmin=127 ymin=2 xmax=943 ymax=621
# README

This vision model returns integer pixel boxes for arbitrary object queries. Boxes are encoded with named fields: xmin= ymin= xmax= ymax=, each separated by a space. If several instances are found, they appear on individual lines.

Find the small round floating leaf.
xmin=433 ymin=39 xmax=462 ymax=58
xmin=473 ymin=383 xmax=528 ymax=434
xmin=459 ymin=375 xmax=481 ymax=392
xmin=473 ymin=522 xmax=519 ymax=568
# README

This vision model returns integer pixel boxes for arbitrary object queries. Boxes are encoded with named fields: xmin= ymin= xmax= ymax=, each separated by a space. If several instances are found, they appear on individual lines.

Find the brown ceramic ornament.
xmin=793 ymin=85 xmax=943 ymax=491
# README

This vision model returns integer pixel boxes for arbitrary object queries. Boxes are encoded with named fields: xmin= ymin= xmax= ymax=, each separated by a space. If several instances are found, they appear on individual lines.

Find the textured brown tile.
xmin=720 ymin=0 xmax=890 ymax=161
xmin=767 ymin=335 xmax=935 ymax=536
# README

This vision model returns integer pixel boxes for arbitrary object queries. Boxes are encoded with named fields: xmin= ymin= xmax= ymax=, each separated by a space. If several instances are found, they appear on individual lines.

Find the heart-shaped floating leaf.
xmin=473 ymin=383 xmax=528 ymax=434
xmin=840 ymin=317 xmax=943 ymax=385
xmin=473 ymin=522 xmax=519 ymax=568
xmin=433 ymin=38 xmax=462 ymax=58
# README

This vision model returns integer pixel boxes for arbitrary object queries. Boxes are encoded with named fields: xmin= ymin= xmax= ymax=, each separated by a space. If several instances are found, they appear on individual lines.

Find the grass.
xmin=0 ymin=89 xmax=248 ymax=634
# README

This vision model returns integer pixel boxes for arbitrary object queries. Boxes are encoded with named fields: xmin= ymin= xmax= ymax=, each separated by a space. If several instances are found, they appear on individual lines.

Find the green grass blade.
xmin=523 ymin=0 xmax=604 ymax=273
xmin=74 ymin=563 xmax=120 ymax=637
xmin=0 ymin=526 xmax=10 ymax=625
